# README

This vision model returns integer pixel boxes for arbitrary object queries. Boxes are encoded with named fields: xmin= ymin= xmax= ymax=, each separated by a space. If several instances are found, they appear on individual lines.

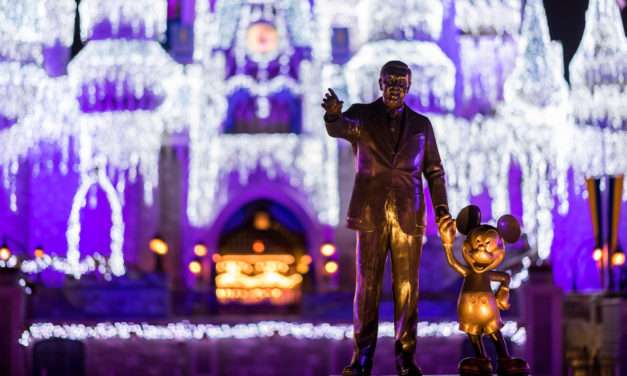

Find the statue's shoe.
xmin=395 ymin=354 xmax=423 ymax=376
xmin=342 ymin=357 xmax=372 ymax=376
xmin=496 ymin=357 xmax=531 ymax=376
xmin=458 ymin=357 xmax=493 ymax=376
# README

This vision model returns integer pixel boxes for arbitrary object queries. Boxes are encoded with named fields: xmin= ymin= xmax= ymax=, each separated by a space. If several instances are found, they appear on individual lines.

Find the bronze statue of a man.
xmin=322 ymin=61 xmax=451 ymax=376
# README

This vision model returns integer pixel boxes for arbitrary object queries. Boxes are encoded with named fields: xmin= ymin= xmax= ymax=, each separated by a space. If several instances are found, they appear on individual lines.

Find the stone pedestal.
xmin=521 ymin=265 xmax=563 ymax=376
xmin=563 ymin=293 xmax=626 ymax=375
xmin=599 ymin=297 xmax=622 ymax=376
xmin=0 ymin=269 xmax=25 ymax=376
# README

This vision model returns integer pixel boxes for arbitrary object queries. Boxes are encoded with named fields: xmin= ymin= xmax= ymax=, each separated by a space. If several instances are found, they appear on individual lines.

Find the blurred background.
xmin=0 ymin=0 xmax=627 ymax=375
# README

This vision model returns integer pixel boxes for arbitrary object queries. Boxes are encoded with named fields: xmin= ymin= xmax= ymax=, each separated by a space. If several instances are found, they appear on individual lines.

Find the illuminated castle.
xmin=0 ymin=0 xmax=626 ymax=304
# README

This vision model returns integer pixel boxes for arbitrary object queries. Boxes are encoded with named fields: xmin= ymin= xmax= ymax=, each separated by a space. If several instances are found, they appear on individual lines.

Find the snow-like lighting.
xmin=79 ymin=0 xmax=167 ymax=41
xmin=18 ymin=320 xmax=526 ymax=346
xmin=569 ymin=0 xmax=627 ymax=131
xmin=0 ymin=0 xmax=75 ymax=63
xmin=360 ymin=0 xmax=443 ymax=41
xmin=455 ymin=0 xmax=522 ymax=36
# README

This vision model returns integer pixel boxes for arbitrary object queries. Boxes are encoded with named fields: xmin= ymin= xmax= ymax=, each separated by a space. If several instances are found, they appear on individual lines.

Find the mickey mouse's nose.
xmin=474 ymin=250 xmax=492 ymax=263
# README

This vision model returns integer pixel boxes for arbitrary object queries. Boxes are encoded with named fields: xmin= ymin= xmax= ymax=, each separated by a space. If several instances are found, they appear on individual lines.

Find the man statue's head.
xmin=379 ymin=60 xmax=412 ymax=110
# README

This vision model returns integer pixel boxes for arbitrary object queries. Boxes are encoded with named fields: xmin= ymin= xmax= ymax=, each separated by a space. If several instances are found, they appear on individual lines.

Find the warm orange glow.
xmin=215 ymin=262 xmax=302 ymax=289
xmin=0 ymin=245 xmax=10 ymax=261
xmin=34 ymin=247 xmax=45 ymax=258
xmin=611 ymin=251 xmax=625 ymax=267
xmin=296 ymin=263 xmax=309 ymax=274
xmin=300 ymin=255 xmax=312 ymax=265
xmin=252 ymin=240 xmax=265 ymax=253
xmin=253 ymin=212 xmax=271 ymax=230
xmin=214 ymin=254 xmax=295 ymax=264
xmin=320 ymin=243 xmax=336 ymax=257
xmin=216 ymin=287 xmax=294 ymax=304
xmin=189 ymin=260 xmax=202 ymax=275
xmin=194 ymin=243 xmax=208 ymax=257
xmin=592 ymin=248 xmax=602 ymax=262
xmin=213 ymin=253 xmax=305 ymax=305
xmin=150 ymin=237 xmax=168 ymax=255
xmin=324 ymin=261 xmax=339 ymax=274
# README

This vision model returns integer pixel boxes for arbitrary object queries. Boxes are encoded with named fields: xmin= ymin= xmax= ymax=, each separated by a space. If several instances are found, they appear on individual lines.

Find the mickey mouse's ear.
xmin=497 ymin=215 xmax=521 ymax=243
xmin=456 ymin=205 xmax=481 ymax=235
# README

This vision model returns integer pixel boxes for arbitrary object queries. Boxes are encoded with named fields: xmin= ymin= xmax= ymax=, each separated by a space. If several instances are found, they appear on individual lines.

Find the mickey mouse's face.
xmin=462 ymin=228 xmax=505 ymax=274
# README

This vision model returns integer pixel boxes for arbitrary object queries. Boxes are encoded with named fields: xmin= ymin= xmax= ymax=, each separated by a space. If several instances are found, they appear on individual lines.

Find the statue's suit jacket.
xmin=325 ymin=98 xmax=448 ymax=235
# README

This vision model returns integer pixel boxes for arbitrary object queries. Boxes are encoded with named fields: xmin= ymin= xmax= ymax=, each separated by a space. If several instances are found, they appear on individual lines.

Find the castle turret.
xmin=499 ymin=0 xmax=571 ymax=260
xmin=569 ymin=0 xmax=627 ymax=130
xmin=569 ymin=0 xmax=627 ymax=190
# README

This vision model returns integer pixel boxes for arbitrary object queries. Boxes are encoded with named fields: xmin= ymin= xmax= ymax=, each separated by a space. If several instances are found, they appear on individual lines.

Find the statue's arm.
xmin=489 ymin=270 xmax=511 ymax=288
xmin=443 ymin=244 xmax=469 ymax=277
xmin=423 ymin=119 xmax=449 ymax=220
xmin=324 ymin=105 xmax=360 ymax=143
xmin=490 ymin=271 xmax=511 ymax=310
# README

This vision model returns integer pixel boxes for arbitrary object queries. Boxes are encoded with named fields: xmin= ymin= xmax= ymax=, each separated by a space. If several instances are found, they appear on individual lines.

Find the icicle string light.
xmin=18 ymin=320 xmax=526 ymax=347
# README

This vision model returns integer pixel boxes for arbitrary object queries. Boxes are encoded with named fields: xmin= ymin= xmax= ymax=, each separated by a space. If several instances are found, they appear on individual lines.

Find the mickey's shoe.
xmin=496 ymin=357 xmax=530 ymax=376
xmin=458 ymin=357 xmax=493 ymax=376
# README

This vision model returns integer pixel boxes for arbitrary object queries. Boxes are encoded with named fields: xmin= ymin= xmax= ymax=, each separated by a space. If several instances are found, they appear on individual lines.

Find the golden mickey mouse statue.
xmin=438 ymin=205 xmax=531 ymax=376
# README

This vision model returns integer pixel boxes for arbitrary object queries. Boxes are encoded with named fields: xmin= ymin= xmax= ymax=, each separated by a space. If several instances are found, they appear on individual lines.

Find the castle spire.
xmin=504 ymin=0 xmax=568 ymax=107
xmin=569 ymin=0 xmax=627 ymax=128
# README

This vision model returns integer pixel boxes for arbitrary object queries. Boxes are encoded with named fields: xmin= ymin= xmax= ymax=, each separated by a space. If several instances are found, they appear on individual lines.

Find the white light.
xmin=66 ymin=37 xmax=184 ymax=205
xmin=188 ymin=134 xmax=339 ymax=227
xmin=208 ymin=0 xmax=313 ymax=52
xmin=455 ymin=0 xmax=522 ymax=36
xmin=79 ymin=0 xmax=167 ymax=41
xmin=67 ymin=40 xmax=181 ymax=113
xmin=569 ymin=0 xmax=627 ymax=131
xmin=498 ymin=0 xmax=572 ymax=260
xmin=189 ymin=2 xmax=339 ymax=227
xmin=569 ymin=0 xmax=627 ymax=198
xmin=458 ymin=36 xmax=518 ymax=109
xmin=65 ymin=167 xmax=125 ymax=278
xmin=0 ymin=0 xmax=75 ymax=63
xmin=19 ymin=320 xmax=526 ymax=347
xmin=360 ymin=0 xmax=443 ymax=41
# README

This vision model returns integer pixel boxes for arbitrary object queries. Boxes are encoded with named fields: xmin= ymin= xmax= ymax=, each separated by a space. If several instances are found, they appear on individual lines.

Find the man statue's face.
xmin=379 ymin=73 xmax=411 ymax=110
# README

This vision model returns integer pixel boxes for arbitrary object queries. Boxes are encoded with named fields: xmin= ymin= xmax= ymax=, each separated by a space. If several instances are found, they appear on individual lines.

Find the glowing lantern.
xmin=296 ymin=264 xmax=309 ymax=274
xmin=592 ymin=248 xmax=602 ymax=262
xmin=150 ymin=235 xmax=168 ymax=255
xmin=324 ymin=260 xmax=338 ymax=274
xmin=320 ymin=243 xmax=336 ymax=257
xmin=611 ymin=251 xmax=625 ymax=267
xmin=194 ymin=242 xmax=208 ymax=257
xmin=34 ymin=246 xmax=45 ymax=258
xmin=189 ymin=260 xmax=202 ymax=275
xmin=254 ymin=212 xmax=271 ymax=230
xmin=252 ymin=240 xmax=265 ymax=253
xmin=0 ymin=243 xmax=10 ymax=261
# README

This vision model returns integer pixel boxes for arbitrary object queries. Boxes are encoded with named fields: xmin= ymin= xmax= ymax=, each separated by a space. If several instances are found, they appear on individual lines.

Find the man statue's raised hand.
xmin=321 ymin=88 xmax=343 ymax=117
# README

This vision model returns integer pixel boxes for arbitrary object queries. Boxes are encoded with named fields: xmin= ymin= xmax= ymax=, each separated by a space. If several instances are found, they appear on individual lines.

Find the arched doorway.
xmin=213 ymin=199 xmax=314 ymax=307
